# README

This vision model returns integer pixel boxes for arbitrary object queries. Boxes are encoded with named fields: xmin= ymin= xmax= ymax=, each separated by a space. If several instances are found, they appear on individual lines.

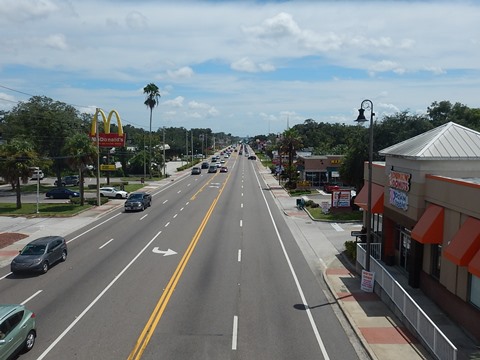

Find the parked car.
xmin=323 ymin=183 xmax=340 ymax=193
xmin=11 ymin=236 xmax=67 ymax=274
xmin=45 ymin=188 xmax=80 ymax=199
xmin=30 ymin=169 xmax=44 ymax=181
xmin=0 ymin=304 xmax=36 ymax=359
xmin=208 ymin=165 xmax=217 ymax=173
xmin=99 ymin=187 xmax=128 ymax=199
xmin=54 ymin=175 xmax=80 ymax=187
xmin=191 ymin=167 xmax=201 ymax=175
xmin=248 ymin=155 xmax=257 ymax=160
xmin=124 ymin=192 xmax=152 ymax=212
xmin=201 ymin=162 xmax=210 ymax=169
xmin=220 ymin=166 xmax=228 ymax=173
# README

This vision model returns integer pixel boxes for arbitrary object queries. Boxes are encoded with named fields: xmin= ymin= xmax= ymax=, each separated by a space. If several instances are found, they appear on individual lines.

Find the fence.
xmin=357 ymin=243 xmax=457 ymax=360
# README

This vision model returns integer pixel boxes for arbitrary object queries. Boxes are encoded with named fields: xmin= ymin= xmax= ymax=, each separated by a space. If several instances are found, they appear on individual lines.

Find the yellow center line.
xmin=128 ymin=168 xmax=233 ymax=360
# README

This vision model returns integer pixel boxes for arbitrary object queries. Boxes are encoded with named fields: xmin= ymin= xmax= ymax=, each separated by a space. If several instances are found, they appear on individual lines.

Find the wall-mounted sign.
xmin=389 ymin=170 xmax=411 ymax=192
xmin=330 ymin=159 xmax=341 ymax=164
xmin=389 ymin=188 xmax=408 ymax=210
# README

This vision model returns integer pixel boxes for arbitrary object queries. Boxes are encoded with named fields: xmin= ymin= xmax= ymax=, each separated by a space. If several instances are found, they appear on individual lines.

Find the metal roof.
xmin=379 ymin=122 xmax=480 ymax=160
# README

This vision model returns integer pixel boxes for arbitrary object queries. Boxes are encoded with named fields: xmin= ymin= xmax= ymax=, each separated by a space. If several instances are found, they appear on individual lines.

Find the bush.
xmin=344 ymin=240 xmax=357 ymax=261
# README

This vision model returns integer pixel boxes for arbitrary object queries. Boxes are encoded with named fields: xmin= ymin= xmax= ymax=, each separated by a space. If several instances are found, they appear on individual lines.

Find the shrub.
xmin=344 ymin=240 xmax=357 ymax=261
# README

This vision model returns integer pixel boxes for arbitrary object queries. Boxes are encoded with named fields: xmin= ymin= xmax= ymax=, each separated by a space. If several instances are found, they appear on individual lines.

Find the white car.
xmin=99 ymin=187 xmax=128 ymax=199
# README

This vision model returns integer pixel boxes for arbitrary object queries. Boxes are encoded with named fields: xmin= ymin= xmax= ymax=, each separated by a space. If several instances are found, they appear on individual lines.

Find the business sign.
xmin=389 ymin=170 xmax=411 ymax=192
xmin=100 ymin=164 xmax=116 ymax=171
xmin=389 ymin=188 xmax=408 ymax=210
xmin=90 ymin=108 xmax=126 ymax=147
xmin=332 ymin=190 xmax=351 ymax=208
xmin=361 ymin=270 xmax=375 ymax=292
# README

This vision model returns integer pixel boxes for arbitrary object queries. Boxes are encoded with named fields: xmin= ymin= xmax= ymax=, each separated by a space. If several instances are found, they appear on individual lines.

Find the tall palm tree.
xmin=143 ymin=83 xmax=161 ymax=178
xmin=63 ymin=133 xmax=98 ymax=206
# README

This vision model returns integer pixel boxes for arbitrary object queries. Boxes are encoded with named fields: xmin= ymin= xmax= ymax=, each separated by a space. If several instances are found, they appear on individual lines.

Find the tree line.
xmin=0 ymin=95 xmax=238 ymax=208
xmin=249 ymin=100 xmax=480 ymax=191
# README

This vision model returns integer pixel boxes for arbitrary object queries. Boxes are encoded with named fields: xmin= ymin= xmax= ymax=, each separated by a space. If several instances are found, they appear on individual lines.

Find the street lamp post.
xmin=355 ymin=99 xmax=375 ymax=272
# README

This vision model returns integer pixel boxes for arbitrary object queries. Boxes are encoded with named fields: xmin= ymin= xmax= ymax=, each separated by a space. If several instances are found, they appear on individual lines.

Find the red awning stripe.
xmin=411 ymin=205 xmax=444 ymax=244
xmin=444 ymin=217 xmax=480 ymax=266
xmin=354 ymin=182 xmax=384 ymax=214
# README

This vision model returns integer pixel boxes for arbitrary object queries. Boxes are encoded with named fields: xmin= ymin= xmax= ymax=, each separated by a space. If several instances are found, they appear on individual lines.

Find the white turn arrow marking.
xmin=152 ymin=248 xmax=177 ymax=256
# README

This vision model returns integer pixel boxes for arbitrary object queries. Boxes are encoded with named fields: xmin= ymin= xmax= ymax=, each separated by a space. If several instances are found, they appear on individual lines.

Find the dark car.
xmin=220 ymin=166 xmax=228 ymax=173
xmin=124 ymin=192 xmax=152 ymax=212
xmin=0 ymin=304 xmax=36 ymax=359
xmin=191 ymin=167 xmax=201 ymax=175
xmin=248 ymin=155 xmax=257 ymax=160
xmin=201 ymin=162 xmax=210 ymax=169
xmin=45 ymin=188 xmax=80 ymax=199
xmin=208 ymin=165 xmax=217 ymax=173
xmin=54 ymin=175 xmax=80 ymax=186
xmin=11 ymin=236 xmax=67 ymax=274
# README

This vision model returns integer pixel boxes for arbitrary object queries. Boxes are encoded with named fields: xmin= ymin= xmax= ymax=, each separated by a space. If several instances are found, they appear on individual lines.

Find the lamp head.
xmin=355 ymin=108 xmax=367 ymax=123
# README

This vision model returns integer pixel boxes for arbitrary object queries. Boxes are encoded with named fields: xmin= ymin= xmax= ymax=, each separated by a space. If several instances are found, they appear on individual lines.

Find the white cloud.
xmin=167 ymin=67 xmax=194 ymax=79
xmin=231 ymin=57 xmax=275 ymax=73
xmin=164 ymin=96 xmax=184 ymax=108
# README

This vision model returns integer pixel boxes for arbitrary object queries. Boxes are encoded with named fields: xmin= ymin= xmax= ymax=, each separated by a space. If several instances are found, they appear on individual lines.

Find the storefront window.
xmin=431 ymin=244 xmax=442 ymax=280
xmin=470 ymin=274 xmax=480 ymax=309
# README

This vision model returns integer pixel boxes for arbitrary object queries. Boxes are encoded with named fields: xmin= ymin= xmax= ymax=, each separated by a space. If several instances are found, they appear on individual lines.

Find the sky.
xmin=1 ymin=0 xmax=480 ymax=137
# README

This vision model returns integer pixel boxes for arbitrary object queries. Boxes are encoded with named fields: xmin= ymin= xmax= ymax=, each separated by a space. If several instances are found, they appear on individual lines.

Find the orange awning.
xmin=444 ymin=217 xmax=480 ymax=266
xmin=354 ymin=182 xmax=384 ymax=214
xmin=468 ymin=250 xmax=480 ymax=278
xmin=411 ymin=205 xmax=444 ymax=244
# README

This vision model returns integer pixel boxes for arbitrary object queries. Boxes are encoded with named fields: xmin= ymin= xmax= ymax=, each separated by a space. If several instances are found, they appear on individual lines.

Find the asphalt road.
xmin=0 ymin=154 xmax=361 ymax=360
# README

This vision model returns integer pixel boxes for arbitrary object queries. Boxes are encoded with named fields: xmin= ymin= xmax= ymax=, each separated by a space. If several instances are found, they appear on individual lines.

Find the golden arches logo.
xmin=90 ymin=108 xmax=126 ymax=147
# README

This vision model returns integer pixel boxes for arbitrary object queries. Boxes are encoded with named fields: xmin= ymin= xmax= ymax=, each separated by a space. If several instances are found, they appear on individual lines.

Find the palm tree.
xmin=0 ymin=138 xmax=43 ymax=209
xmin=279 ymin=128 xmax=303 ymax=188
xmin=143 ymin=83 xmax=161 ymax=178
xmin=63 ymin=133 xmax=98 ymax=206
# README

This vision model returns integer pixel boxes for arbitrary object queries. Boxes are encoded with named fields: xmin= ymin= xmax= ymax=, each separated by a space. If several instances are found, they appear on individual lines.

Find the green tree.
xmin=2 ymin=96 xmax=83 ymax=179
xmin=279 ymin=128 xmax=303 ymax=187
xmin=0 ymin=138 xmax=43 ymax=209
xmin=143 ymin=83 xmax=161 ymax=178
xmin=63 ymin=133 xmax=98 ymax=206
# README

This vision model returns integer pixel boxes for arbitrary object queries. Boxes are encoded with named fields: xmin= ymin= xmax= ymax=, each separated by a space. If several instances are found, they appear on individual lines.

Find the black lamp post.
xmin=355 ymin=99 xmax=374 ymax=272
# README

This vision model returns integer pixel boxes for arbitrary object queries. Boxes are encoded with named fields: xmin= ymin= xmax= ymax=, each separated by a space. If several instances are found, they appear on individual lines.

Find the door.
xmin=399 ymin=229 xmax=411 ymax=272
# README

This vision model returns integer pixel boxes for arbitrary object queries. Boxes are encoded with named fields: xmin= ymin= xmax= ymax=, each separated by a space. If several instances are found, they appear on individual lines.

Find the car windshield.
xmin=128 ymin=194 xmax=143 ymax=200
xmin=21 ymin=244 xmax=46 ymax=255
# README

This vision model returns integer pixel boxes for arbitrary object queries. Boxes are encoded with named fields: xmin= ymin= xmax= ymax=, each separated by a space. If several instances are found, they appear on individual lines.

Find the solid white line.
xmin=232 ymin=315 xmax=238 ymax=350
xmin=67 ymin=213 xmax=122 ymax=244
xmin=99 ymin=238 xmax=114 ymax=249
xmin=36 ymin=230 xmax=164 ymax=360
xmin=21 ymin=290 xmax=42 ymax=305
xmin=238 ymin=250 xmax=242 ymax=262
xmin=252 ymin=166 xmax=331 ymax=360
xmin=240 ymin=220 xmax=243 ymax=227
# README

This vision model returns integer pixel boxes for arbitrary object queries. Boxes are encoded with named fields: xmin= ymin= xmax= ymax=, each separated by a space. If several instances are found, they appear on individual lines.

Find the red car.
xmin=220 ymin=166 xmax=228 ymax=173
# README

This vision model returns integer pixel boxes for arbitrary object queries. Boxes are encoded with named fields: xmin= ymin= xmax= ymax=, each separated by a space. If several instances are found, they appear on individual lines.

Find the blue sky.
xmin=1 ymin=0 xmax=480 ymax=137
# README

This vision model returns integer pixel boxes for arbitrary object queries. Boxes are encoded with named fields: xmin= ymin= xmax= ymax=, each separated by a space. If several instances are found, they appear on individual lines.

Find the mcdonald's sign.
xmin=90 ymin=108 xmax=126 ymax=147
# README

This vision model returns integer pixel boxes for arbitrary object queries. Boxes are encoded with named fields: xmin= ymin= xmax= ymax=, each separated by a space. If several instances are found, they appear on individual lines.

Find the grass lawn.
xmin=306 ymin=206 xmax=363 ymax=221
xmin=0 ymin=203 xmax=91 ymax=217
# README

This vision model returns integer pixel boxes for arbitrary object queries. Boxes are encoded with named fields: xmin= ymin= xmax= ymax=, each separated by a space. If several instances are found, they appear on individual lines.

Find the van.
xmin=30 ymin=169 xmax=44 ymax=181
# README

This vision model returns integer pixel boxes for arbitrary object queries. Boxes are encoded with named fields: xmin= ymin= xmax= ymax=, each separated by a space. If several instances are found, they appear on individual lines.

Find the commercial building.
xmin=355 ymin=122 xmax=480 ymax=341
xmin=296 ymin=155 xmax=344 ymax=187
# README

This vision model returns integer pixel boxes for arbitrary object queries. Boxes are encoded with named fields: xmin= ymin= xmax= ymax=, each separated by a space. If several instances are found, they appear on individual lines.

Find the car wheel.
xmin=61 ymin=250 xmax=67 ymax=262
xmin=23 ymin=330 xmax=36 ymax=352
xmin=100 ymin=193 xmax=105 ymax=197
xmin=115 ymin=194 xmax=122 ymax=199
xmin=41 ymin=261 xmax=49 ymax=274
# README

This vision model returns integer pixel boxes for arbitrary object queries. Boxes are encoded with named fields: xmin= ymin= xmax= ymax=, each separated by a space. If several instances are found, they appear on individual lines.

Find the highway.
xmin=0 ymin=150 xmax=362 ymax=360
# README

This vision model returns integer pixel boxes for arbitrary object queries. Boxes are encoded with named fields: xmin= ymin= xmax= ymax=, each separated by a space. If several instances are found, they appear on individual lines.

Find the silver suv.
xmin=54 ymin=175 xmax=80 ymax=186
